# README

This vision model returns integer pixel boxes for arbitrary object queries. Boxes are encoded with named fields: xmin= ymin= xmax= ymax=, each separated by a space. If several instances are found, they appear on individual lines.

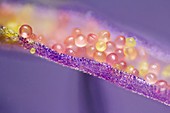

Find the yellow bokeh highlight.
xmin=6 ymin=22 xmax=20 ymax=33
xmin=30 ymin=48 xmax=36 ymax=54
xmin=114 ymin=64 xmax=122 ymax=70
xmin=138 ymin=61 xmax=149 ymax=76
xmin=124 ymin=47 xmax=137 ymax=60
xmin=3 ymin=27 xmax=17 ymax=38
xmin=125 ymin=65 xmax=134 ymax=73
xmin=162 ymin=65 xmax=170 ymax=77
xmin=125 ymin=37 xmax=136 ymax=47
xmin=95 ymin=41 xmax=107 ymax=52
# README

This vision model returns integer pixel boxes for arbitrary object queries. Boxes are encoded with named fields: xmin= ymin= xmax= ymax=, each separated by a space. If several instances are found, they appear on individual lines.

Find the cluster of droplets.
xmin=0 ymin=26 xmax=19 ymax=44
xmin=16 ymin=24 xmax=170 ymax=91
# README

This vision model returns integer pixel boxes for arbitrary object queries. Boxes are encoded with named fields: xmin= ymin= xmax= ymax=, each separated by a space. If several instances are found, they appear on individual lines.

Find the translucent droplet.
xmin=118 ymin=60 xmax=127 ymax=70
xmin=93 ymin=51 xmax=106 ymax=62
xmin=65 ymin=48 xmax=76 ymax=56
xmin=125 ymin=65 xmax=134 ymax=74
xmin=87 ymin=33 xmax=98 ymax=45
xmin=52 ymin=43 xmax=65 ymax=53
xmin=64 ymin=36 xmax=75 ymax=48
xmin=132 ymin=68 xmax=139 ymax=76
xmin=75 ymin=34 xmax=87 ymax=47
xmin=115 ymin=49 xmax=125 ymax=60
xmin=144 ymin=73 xmax=157 ymax=84
xmin=114 ymin=35 xmax=125 ymax=49
xmin=19 ymin=24 xmax=32 ymax=38
xmin=149 ymin=63 xmax=160 ymax=75
xmin=86 ymin=45 xmax=96 ymax=58
xmin=105 ymin=41 xmax=116 ymax=55
xmin=124 ymin=47 xmax=137 ymax=60
xmin=106 ymin=53 xmax=118 ymax=65
xmin=98 ymin=30 xmax=110 ymax=42
xmin=137 ymin=47 xmax=148 ymax=60
xmin=72 ymin=28 xmax=81 ymax=37
xmin=156 ymin=80 xmax=168 ymax=93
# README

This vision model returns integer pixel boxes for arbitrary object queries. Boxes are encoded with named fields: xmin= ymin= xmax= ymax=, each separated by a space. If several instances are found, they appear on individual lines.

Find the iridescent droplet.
xmin=19 ymin=24 xmax=32 ymax=38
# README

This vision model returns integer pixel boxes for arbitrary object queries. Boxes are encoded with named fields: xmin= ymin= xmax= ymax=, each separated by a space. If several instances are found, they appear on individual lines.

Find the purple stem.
xmin=18 ymin=37 xmax=170 ymax=106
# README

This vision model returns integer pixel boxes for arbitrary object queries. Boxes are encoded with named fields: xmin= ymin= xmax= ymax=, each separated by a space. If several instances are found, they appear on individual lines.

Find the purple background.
xmin=0 ymin=0 xmax=170 ymax=113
